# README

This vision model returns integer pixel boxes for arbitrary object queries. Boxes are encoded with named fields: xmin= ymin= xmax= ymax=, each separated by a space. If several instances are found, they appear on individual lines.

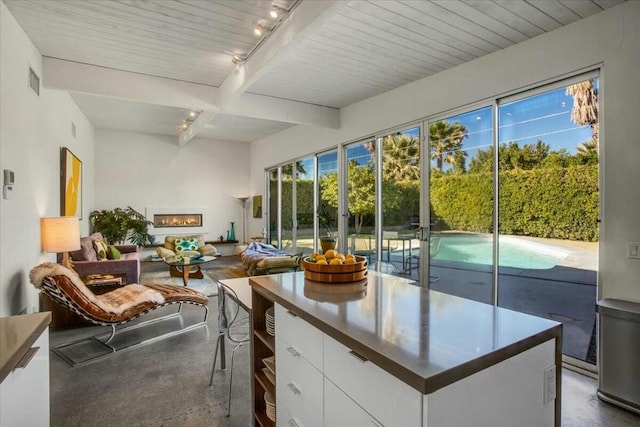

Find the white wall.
xmin=0 ymin=2 xmax=95 ymax=316
xmin=95 ymin=130 xmax=250 ymax=245
xmin=249 ymin=2 xmax=640 ymax=303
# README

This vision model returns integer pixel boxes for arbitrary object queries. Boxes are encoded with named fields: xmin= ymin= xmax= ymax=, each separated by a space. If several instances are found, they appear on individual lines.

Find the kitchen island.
xmin=249 ymin=271 xmax=562 ymax=427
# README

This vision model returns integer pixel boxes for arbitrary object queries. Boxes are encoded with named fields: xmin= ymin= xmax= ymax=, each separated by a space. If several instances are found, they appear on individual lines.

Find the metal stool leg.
xmin=209 ymin=333 xmax=224 ymax=386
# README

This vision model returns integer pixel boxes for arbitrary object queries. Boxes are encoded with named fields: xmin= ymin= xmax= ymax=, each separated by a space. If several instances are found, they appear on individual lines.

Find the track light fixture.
xmin=254 ymin=24 xmax=264 ymax=37
xmin=270 ymin=6 xmax=281 ymax=19
xmin=232 ymin=55 xmax=244 ymax=65
xmin=179 ymin=111 xmax=201 ymax=132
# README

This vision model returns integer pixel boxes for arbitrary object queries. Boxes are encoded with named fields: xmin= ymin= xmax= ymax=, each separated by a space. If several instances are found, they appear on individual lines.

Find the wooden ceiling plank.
xmin=324 ymin=17 xmax=460 ymax=68
xmin=310 ymin=25 xmax=444 ymax=74
xmin=493 ymin=0 xmax=564 ymax=32
xmin=360 ymin=1 xmax=495 ymax=56
xmin=332 ymin=10 xmax=474 ymax=64
xmin=462 ymin=0 xmax=545 ymax=38
xmin=405 ymin=0 xmax=513 ymax=49
xmin=558 ymin=0 xmax=604 ymax=18
xmin=432 ymin=0 xmax=529 ymax=43
xmin=592 ymin=0 xmax=626 ymax=9
xmin=10 ymin=1 xmax=255 ymax=54
xmin=524 ymin=0 xmax=581 ymax=26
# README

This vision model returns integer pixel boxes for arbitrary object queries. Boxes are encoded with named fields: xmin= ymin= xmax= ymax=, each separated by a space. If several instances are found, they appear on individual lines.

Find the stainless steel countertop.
xmin=0 ymin=312 xmax=51 ymax=383
xmin=250 ymin=271 xmax=561 ymax=394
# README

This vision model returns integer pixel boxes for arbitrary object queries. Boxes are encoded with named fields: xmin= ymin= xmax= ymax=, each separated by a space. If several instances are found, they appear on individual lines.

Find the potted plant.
xmin=90 ymin=206 xmax=153 ymax=246
xmin=317 ymin=200 xmax=338 ymax=252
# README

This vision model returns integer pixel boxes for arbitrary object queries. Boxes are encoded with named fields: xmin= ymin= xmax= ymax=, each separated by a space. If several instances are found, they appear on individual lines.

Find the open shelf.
xmin=254 ymin=329 xmax=275 ymax=352
xmin=255 ymin=370 xmax=275 ymax=397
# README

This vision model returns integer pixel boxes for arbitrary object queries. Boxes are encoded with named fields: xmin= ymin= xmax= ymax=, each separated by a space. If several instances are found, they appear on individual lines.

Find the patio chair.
xmin=209 ymin=281 xmax=250 ymax=417
xmin=403 ymin=236 xmax=442 ymax=278
xmin=29 ymin=262 xmax=209 ymax=366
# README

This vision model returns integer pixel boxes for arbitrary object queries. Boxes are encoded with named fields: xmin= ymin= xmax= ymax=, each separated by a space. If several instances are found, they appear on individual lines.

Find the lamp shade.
xmin=41 ymin=216 xmax=81 ymax=253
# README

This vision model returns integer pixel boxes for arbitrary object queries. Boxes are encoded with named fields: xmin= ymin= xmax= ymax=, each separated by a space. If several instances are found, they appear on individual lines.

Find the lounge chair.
xmin=29 ymin=262 xmax=209 ymax=366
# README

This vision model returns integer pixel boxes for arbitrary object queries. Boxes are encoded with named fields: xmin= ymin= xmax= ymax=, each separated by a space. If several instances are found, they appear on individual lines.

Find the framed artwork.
xmin=61 ymin=147 xmax=82 ymax=218
xmin=253 ymin=195 xmax=262 ymax=218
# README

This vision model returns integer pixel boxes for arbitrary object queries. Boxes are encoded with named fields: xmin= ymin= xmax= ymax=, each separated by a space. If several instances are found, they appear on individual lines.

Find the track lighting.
xmin=232 ymin=55 xmax=244 ymax=65
xmin=270 ymin=7 xmax=281 ymax=19
xmin=254 ymin=24 xmax=264 ymax=36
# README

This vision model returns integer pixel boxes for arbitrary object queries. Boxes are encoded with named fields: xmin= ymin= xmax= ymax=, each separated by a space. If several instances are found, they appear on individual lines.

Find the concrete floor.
xmin=47 ymin=259 xmax=640 ymax=426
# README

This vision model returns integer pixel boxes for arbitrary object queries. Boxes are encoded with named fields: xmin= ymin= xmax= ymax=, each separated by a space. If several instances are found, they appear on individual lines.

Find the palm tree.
xmin=429 ymin=120 xmax=468 ymax=172
xmin=381 ymin=134 xmax=419 ymax=181
xmin=566 ymin=79 xmax=599 ymax=144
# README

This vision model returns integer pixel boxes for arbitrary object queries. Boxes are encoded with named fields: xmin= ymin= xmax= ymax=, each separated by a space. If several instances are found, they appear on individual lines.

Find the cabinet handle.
xmin=286 ymin=310 xmax=298 ymax=318
xmin=348 ymin=350 xmax=368 ymax=363
xmin=288 ymin=419 xmax=300 ymax=427
xmin=287 ymin=382 xmax=301 ymax=395
xmin=13 ymin=346 xmax=39 ymax=371
xmin=287 ymin=346 xmax=301 ymax=357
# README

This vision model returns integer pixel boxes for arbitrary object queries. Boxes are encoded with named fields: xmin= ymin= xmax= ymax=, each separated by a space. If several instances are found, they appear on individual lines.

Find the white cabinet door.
xmin=275 ymin=303 xmax=324 ymax=370
xmin=325 ymin=378 xmax=384 ymax=427
xmin=324 ymin=334 xmax=422 ymax=427
xmin=0 ymin=327 xmax=50 ymax=426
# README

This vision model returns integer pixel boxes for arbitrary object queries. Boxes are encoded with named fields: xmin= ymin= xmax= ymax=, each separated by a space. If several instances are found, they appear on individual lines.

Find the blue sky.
xmin=295 ymin=78 xmax=597 ymax=174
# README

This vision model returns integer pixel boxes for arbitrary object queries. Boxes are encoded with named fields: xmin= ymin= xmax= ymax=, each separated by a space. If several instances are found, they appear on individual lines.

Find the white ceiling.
xmin=3 ymin=0 xmax=624 ymax=143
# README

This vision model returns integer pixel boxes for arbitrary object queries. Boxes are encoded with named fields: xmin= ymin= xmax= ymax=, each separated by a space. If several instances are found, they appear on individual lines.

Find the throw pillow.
xmin=175 ymin=238 xmax=198 ymax=252
xmin=107 ymin=245 xmax=121 ymax=260
xmin=93 ymin=239 xmax=108 ymax=260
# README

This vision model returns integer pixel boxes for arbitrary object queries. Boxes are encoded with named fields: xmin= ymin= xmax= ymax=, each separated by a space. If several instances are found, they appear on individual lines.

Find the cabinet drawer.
xmin=325 ymin=378 xmax=383 ymax=426
xmin=275 ymin=303 xmax=323 ymax=370
xmin=276 ymin=334 xmax=324 ymax=417
xmin=324 ymin=335 xmax=422 ymax=427
xmin=277 ymin=399 xmax=322 ymax=427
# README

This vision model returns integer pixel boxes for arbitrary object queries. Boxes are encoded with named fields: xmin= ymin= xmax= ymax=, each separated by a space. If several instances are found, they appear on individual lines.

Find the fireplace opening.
xmin=154 ymin=214 xmax=202 ymax=228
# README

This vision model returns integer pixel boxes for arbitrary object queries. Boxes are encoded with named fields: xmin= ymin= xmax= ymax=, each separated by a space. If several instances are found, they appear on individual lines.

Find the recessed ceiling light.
xmin=254 ymin=24 xmax=264 ymax=36
xmin=189 ymin=111 xmax=197 ymax=118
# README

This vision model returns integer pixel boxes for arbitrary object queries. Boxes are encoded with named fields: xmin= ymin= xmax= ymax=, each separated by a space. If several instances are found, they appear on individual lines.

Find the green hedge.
xmin=431 ymin=164 xmax=598 ymax=241
xmin=270 ymin=164 xmax=598 ymax=242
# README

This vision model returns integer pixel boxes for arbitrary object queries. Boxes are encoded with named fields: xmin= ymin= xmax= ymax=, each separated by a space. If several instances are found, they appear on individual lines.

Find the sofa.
xmin=156 ymin=234 xmax=218 ymax=258
xmin=239 ymin=242 xmax=301 ymax=276
xmin=69 ymin=232 xmax=140 ymax=284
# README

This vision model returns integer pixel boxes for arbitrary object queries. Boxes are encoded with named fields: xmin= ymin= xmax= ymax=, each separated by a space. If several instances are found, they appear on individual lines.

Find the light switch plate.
xmin=543 ymin=365 xmax=556 ymax=404
xmin=628 ymin=242 xmax=640 ymax=259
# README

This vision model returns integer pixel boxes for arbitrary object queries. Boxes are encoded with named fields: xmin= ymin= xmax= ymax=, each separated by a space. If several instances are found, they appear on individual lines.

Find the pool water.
xmin=433 ymin=235 xmax=570 ymax=270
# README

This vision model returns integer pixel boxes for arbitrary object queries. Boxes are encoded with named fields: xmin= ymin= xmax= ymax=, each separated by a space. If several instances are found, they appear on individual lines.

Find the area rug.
xmin=206 ymin=266 xmax=247 ymax=281
xmin=139 ymin=271 xmax=218 ymax=296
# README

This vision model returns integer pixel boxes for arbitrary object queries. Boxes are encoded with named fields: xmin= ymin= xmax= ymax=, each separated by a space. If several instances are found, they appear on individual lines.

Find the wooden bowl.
xmin=303 ymin=268 xmax=368 ymax=283
xmin=304 ymin=279 xmax=368 ymax=303
xmin=301 ymin=255 xmax=367 ymax=273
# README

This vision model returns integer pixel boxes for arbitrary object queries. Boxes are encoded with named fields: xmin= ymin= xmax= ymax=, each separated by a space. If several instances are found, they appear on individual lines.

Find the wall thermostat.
xmin=3 ymin=169 xmax=14 ymax=199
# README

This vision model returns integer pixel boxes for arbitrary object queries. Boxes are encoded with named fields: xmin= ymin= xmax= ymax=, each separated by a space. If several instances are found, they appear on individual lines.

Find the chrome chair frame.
xmin=209 ymin=281 xmax=250 ymax=417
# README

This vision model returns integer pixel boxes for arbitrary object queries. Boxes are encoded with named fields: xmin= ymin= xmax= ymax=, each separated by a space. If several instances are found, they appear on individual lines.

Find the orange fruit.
xmin=345 ymin=254 xmax=356 ymax=261
xmin=344 ymin=257 xmax=356 ymax=264
xmin=316 ymin=255 xmax=326 ymax=261
xmin=324 ymin=249 xmax=336 ymax=259
xmin=329 ymin=258 xmax=343 ymax=265
xmin=316 ymin=259 xmax=328 ymax=265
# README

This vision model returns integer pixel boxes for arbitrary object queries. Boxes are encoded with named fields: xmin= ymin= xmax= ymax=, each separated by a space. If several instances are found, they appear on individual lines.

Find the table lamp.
xmin=41 ymin=216 xmax=80 ymax=269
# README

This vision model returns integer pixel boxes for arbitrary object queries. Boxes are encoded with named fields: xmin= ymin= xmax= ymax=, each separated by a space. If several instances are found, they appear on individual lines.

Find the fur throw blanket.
xmin=30 ymin=262 xmax=164 ymax=315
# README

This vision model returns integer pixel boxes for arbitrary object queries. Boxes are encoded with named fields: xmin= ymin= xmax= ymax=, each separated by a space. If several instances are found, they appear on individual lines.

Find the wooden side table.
xmin=82 ymin=273 xmax=127 ymax=295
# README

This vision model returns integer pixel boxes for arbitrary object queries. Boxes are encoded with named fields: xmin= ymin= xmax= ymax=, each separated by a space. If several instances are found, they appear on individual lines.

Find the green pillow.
xmin=107 ymin=245 xmax=121 ymax=260
xmin=175 ymin=238 xmax=198 ymax=252
xmin=93 ymin=239 xmax=108 ymax=260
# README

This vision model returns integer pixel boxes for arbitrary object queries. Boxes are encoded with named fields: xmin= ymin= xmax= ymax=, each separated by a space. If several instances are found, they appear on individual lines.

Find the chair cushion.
xmin=175 ymin=238 xmax=199 ymax=253
xmin=94 ymin=240 xmax=108 ymax=260
xmin=107 ymin=245 xmax=121 ymax=260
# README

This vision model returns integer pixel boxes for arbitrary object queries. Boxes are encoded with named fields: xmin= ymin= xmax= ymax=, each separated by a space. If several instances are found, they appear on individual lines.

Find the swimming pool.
xmin=432 ymin=235 xmax=570 ymax=270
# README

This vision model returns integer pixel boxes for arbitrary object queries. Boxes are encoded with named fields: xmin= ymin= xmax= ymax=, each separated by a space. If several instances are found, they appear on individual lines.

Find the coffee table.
xmin=162 ymin=255 xmax=216 ymax=287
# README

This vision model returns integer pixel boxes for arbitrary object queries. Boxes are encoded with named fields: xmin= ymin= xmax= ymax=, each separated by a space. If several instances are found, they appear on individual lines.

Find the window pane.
xmin=296 ymin=158 xmax=314 ymax=255
xmin=497 ymin=77 xmax=599 ymax=364
xmin=317 ymin=151 xmax=338 ymax=252
xmin=428 ymin=106 xmax=494 ymax=303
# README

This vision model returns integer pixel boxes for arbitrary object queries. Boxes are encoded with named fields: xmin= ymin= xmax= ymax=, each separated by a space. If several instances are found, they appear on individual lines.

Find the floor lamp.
xmin=236 ymin=197 xmax=249 ymax=244
xmin=41 ymin=216 xmax=80 ymax=269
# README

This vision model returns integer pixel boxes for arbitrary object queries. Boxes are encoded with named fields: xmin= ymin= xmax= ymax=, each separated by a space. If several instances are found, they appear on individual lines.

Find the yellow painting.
xmin=61 ymin=147 xmax=82 ymax=218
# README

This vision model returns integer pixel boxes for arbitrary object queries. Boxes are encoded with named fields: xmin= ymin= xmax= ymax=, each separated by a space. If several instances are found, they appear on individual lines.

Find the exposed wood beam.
xmin=179 ymin=111 xmax=216 ymax=146
xmin=43 ymin=57 xmax=218 ymax=111
xmin=218 ymin=0 xmax=349 ymax=107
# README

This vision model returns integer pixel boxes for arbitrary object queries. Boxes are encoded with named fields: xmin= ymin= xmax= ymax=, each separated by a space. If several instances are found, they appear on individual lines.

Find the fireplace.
xmin=154 ymin=214 xmax=202 ymax=228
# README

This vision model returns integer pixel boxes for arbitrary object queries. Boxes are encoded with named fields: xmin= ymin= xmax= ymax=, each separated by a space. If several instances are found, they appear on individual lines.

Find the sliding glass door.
xmin=426 ymin=107 xmax=494 ymax=303
xmin=497 ymin=76 xmax=599 ymax=364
